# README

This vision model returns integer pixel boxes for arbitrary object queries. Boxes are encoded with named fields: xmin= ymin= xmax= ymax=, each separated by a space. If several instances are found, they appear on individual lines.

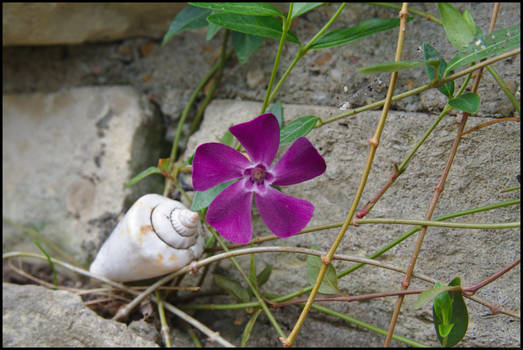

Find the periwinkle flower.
xmin=192 ymin=113 xmax=326 ymax=244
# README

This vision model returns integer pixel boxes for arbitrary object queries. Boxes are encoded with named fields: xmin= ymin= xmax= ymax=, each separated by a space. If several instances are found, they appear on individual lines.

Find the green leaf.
xmin=280 ymin=116 xmax=319 ymax=145
xmin=220 ymin=128 xmax=234 ymax=146
xmin=432 ymin=277 xmax=469 ymax=347
xmin=358 ymin=60 xmax=437 ymax=74
xmin=448 ymin=93 xmax=480 ymax=113
xmin=291 ymin=3 xmax=324 ymax=19
xmin=207 ymin=13 xmax=300 ymax=44
xmin=33 ymin=240 xmax=57 ymax=288
xmin=206 ymin=21 xmax=222 ymax=41
xmin=438 ymin=323 xmax=455 ymax=338
xmin=306 ymin=248 xmax=339 ymax=295
xmin=190 ymin=180 xmax=236 ymax=211
xmin=162 ymin=6 xmax=212 ymax=46
xmin=267 ymin=101 xmax=284 ymax=127
xmin=189 ymin=2 xmax=283 ymax=17
xmin=214 ymin=274 xmax=251 ymax=302
xmin=232 ymin=31 xmax=265 ymax=63
xmin=438 ymin=3 xmax=476 ymax=51
xmin=414 ymin=285 xmax=455 ymax=309
xmin=204 ymin=235 xmax=216 ymax=249
xmin=241 ymin=309 xmax=262 ymax=347
xmin=256 ymin=265 xmax=272 ymax=287
xmin=125 ymin=166 xmax=163 ymax=188
xmin=445 ymin=24 xmax=520 ymax=75
xmin=423 ymin=42 xmax=454 ymax=98
xmin=311 ymin=17 xmax=411 ymax=50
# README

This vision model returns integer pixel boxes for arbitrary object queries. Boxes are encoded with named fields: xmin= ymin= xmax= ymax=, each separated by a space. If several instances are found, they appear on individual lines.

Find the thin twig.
xmin=384 ymin=3 xmax=502 ymax=346
xmin=283 ymin=4 xmax=410 ymax=347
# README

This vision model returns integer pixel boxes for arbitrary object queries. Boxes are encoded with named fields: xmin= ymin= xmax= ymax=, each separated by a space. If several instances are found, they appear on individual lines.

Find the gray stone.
xmin=3 ymin=3 xmax=186 ymax=46
xmin=183 ymin=99 xmax=520 ymax=347
xmin=2 ymin=87 xmax=170 ymax=265
xmin=2 ymin=282 xmax=158 ymax=347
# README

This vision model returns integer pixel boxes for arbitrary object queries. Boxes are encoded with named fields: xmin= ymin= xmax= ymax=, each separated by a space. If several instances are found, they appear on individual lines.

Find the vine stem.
xmin=383 ymin=3 xmax=501 ymax=346
xmin=163 ymin=30 xmax=232 ymax=197
xmin=261 ymin=3 xmax=294 ymax=113
xmin=319 ymin=47 xmax=520 ymax=126
xmin=282 ymin=4 xmax=410 ymax=347
xmin=266 ymin=3 xmax=347 ymax=109
xmin=155 ymin=290 xmax=172 ymax=347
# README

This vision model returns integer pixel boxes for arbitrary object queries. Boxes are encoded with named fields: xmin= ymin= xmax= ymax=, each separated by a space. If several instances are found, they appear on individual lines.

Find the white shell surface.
xmin=89 ymin=194 xmax=204 ymax=282
xmin=151 ymin=201 xmax=198 ymax=249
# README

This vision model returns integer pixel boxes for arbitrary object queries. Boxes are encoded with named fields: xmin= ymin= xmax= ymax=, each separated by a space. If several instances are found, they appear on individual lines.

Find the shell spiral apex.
xmin=89 ymin=194 xmax=205 ymax=282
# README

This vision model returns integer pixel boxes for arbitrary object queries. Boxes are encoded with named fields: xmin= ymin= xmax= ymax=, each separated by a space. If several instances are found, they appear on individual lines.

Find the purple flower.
xmin=192 ymin=113 xmax=326 ymax=244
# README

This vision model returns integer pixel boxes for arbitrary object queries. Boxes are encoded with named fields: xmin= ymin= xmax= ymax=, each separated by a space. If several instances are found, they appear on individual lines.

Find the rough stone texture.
xmin=2 ymin=87 xmax=170 ymax=265
xmin=3 ymin=3 xmax=186 ymax=46
xmin=2 ymin=4 xmax=519 ymax=136
xmin=1 ymin=2 xmax=520 ymax=348
xmin=183 ymin=99 xmax=520 ymax=347
xmin=2 ymin=282 xmax=158 ymax=347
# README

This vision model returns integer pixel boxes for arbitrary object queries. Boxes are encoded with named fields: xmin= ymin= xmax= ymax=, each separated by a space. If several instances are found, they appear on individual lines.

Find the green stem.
xmin=3 ymin=216 xmax=82 ymax=268
xmin=266 ymin=3 xmax=347 ymax=108
xmin=311 ymin=303 xmax=429 ymax=347
xmin=320 ymin=48 xmax=520 ymax=126
xmin=261 ymin=3 xmax=294 ymax=113
xmin=486 ymin=65 xmax=520 ymax=113
xmin=355 ymin=217 xmax=519 ymax=229
xmin=155 ymin=290 xmax=172 ymax=347
xmin=206 ymin=225 xmax=286 ymax=338
xmin=164 ymin=31 xmax=232 ymax=196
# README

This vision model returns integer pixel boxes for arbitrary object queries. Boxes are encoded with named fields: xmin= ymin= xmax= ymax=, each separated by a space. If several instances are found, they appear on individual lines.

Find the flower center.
xmin=250 ymin=167 xmax=266 ymax=184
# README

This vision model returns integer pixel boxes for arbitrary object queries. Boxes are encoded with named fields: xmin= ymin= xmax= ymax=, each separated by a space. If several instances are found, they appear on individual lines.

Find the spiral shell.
xmin=89 ymin=194 xmax=204 ymax=282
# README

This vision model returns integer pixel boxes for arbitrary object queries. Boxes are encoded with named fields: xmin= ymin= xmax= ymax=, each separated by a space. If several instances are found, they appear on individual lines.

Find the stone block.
xmin=2 ymin=283 xmax=158 ymax=347
xmin=2 ymin=86 xmax=169 ymax=265
xmin=3 ymin=3 xmax=186 ymax=46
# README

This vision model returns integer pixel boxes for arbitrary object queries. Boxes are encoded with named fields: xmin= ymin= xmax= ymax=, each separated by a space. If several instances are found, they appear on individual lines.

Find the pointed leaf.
xmin=306 ymin=249 xmax=339 ymax=295
xmin=220 ymin=127 xmax=234 ymax=146
xmin=33 ymin=240 xmax=57 ymax=287
xmin=438 ymin=3 xmax=476 ymax=51
xmin=311 ymin=17 xmax=411 ymax=50
xmin=206 ymin=22 xmax=222 ymax=41
xmin=162 ymin=6 xmax=212 ymax=45
xmin=291 ymin=3 xmax=324 ymax=19
xmin=280 ymin=116 xmax=319 ymax=145
xmin=125 ymin=166 xmax=163 ymax=188
xmin=423 ymin=42 xmax=454 ymax=98
xmin=190 ymin=180 xmax=237 ymax=211
xmin=432 ymin=277 xmax=469 ymax=347
xmin=214 ymin=274 xmax=251 ymax=302
xmin=445 ymin=24 xmax=520 ymax=75
xmin=267 ymin=101 xmax=284 ymax=128
xmin=256 ymin=265 xmax=272 ymax=287
xmin=448 ymin=93 xmax=480 ymax=114
xmin=189 ymin=2 xmax=283 ymax=17
xmin=232 ymin=31 xmax=265 ymax=64
xmin=241 ymin=309 xmax=262 ymax=347
xmin=359 ymin=60 xmax=436 ymax=74
xmin=207 ymin=13 xmax=300 ymax=44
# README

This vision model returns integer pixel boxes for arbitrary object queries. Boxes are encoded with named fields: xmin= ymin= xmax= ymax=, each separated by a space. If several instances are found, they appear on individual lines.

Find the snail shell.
xmin=89 ymin=194 xmax=205 ymax=282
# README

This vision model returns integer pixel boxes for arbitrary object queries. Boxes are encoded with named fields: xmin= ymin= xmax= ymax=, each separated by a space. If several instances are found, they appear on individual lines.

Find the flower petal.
xmin=192 ymin=142 xmax=251 ymax=191
xmin=206 ymin=180 xmax=253 ymax=244
xmin=255 ymin=186 xmax=314 ymax=238
xmin=271 ymin=137 xmax=326 ymax=186
xmin=229 ymin=113 xmax=280 ymax=166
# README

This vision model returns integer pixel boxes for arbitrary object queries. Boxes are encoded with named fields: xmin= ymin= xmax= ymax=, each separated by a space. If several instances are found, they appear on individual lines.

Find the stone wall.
xmin=3 ymin=2 xmax=520 ymax=347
